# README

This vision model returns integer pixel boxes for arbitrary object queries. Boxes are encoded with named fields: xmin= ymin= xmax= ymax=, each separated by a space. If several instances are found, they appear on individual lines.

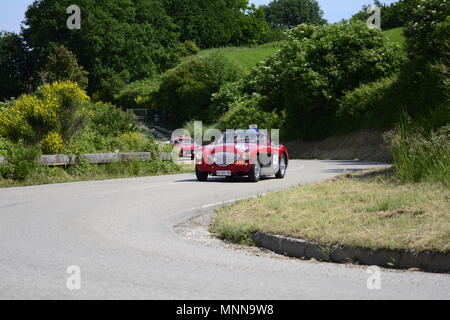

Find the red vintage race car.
xmin=171 ymin=136 xmax=197 ymax=160
xmin=195 ymin=128 xmax=288 ymax=182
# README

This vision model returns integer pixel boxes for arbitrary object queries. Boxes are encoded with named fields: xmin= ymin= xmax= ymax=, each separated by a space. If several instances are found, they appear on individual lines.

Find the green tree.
xmin=41 ymin=45 xmax=88 ymax=89
xmin=164 ymin=0 xmax=269 ymax=48
xmin=220 ymin=22 xmax=406 ymax=140
xmin=351 ymin=0 xmax=420 ymax=31
xmin=22 ymin=0 xmax=181 ymax=99
xmin=263 ymin=0 xmax=326 ymax=28
xmin=157 ymin=54 xmax=243 ymax=126
xmin=404 ymin=0 xmax=450 ymax=62
xmin=0 ymin=32 xmax=32 ymax=100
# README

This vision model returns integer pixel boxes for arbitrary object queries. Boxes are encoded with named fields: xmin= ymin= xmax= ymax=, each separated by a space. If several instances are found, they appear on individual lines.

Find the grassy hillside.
xmin=197 ymin=43 xmax=282 ymax=75
xmin=194 ymin=28 xmax=405 ymax=75
xmin=383 ymin=27 xmax=406 ymax=46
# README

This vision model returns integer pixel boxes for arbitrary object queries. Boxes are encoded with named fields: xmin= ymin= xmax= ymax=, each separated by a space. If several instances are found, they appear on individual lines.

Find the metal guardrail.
xmin=0 ymin=152 xmax=173 ymax=166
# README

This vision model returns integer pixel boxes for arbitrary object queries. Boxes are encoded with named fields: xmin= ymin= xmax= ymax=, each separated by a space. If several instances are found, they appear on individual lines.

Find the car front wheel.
xmin=275 ymin=154 xmax=287 ymax=179
xmin=196 ymin=169 xmax=208 ymax=182
xmin=248 ymin=161 xmax=261 ymax=182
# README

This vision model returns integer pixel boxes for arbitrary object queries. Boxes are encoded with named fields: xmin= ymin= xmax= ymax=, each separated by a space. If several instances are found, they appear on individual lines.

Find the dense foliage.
xmin=40 ymin=45 xmax=89 ymax=89
xmin=0 ymin=81 xmax=89 ymax=148
xmin=156 ymin=54 xmax=243 ymax=126
xmin=351 ymin=0 xmax=420 ymax=30
xmin=0 ymin=32 xmax=32 ymax=100
xmin=114 ymin=76 xmax=162 ymax=110
xmin=217 ymin=22 xmax=406 ymax=139
xmin=263 ymin=0 xmax=326 ymax=28
xmin=342 ymin=0 xmax=450 ymax=133
xmin=404 ymin=0 xmax=450 ymax=62
xmin=163 ymin=0 xmax=269 ymax=48
xmin=22 ymin=0 xmax=182 ymax=99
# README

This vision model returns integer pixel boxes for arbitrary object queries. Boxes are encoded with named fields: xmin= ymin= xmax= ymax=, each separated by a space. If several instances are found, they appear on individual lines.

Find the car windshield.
xmin=175 ymin=138 xmax=193 ymax=144
xmin=217 ymin=130 xmax=268 ymax=145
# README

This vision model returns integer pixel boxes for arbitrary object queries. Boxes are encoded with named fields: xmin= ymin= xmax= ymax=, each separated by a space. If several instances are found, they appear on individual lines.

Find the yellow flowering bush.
xmin=0 ymin=81 xmax=89 ymax=145
xmin=40 ymin=131 xmax=64 ymax=154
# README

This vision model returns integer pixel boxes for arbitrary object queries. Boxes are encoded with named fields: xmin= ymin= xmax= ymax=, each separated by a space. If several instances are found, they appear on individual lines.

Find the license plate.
xmin=216 ymin=170 xmax=232 ymax=176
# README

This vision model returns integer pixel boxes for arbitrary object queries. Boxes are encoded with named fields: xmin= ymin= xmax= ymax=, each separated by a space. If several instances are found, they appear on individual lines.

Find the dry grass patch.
xmin=212 ymin=170 xmax=450 ymax=253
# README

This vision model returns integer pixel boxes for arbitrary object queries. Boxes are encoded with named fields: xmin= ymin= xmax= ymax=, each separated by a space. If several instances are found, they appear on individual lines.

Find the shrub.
xmin=41 ymin=45 xmax=89 ymax=90
xmin=116 ymin=132 xmax=157 ymax=152
xmin=180 ymin=41 xmax=200 ymax=56
xmin=218 ymin=94 xmax=285 ymax=131
xmin=0 ymin=137 xmax=13 ymax=156
xmin=385 ymin=116 xmax=450 ymax=185
xmin=66 ymin=128 xmax=117 ymax=154
xmin=0 ymin=81 xmax=89 ymax=144
xmin=404 ymin=0 xmax=450 ymax=62
xmin=231 ymin=22 xmax=406 ymax=140
xmin=210 ymin=80 xmax=247 ymax=120
xmin=337 ymin=76 xmax=400 ymax=132
xmin=114 ymin=76 xmax=161 ymax=109
xmin=0 ymin=143 xmax=41 ymax=181
xmin=40 ymin=131 xmax=64 ymax=154
xmin=83 ymin=103 xmax=138 ymax=137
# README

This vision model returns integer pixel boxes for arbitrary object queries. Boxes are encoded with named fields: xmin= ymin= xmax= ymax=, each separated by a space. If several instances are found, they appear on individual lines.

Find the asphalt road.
xmin=0 ymin=160 xmax=449 ymax=299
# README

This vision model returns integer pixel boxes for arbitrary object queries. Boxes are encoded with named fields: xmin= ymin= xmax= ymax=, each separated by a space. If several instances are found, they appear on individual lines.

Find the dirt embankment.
xmin=285 ymin=130 xmax=391 ymax=162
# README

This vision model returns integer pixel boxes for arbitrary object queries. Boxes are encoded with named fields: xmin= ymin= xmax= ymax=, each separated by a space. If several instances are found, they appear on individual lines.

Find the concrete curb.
xmin=252 ymin=232 xmax=450 ymax=273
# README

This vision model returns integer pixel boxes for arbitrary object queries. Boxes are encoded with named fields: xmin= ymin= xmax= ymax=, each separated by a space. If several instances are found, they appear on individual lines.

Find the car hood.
xmin=202 ymin=143 xmax=259 ymax=155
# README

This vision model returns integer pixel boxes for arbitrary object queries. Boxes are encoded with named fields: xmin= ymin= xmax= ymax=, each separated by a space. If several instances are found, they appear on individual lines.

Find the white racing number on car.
xmin=273 ymin=154 xmax=279 ymax=168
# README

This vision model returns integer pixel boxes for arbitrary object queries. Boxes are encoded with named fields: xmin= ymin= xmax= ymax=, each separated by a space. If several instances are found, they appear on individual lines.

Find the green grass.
xmin=197 ymin=43 xmax=282 ymax=74
xmin=383 ymin=27 xmax=406 ymax=46
xmin=386 ymin=120 xmax=450 ymax=186
xmin=212 ymin=169 xmax=450 ymax=253
xmin=0 ymin=161 xmax=194 ymax=188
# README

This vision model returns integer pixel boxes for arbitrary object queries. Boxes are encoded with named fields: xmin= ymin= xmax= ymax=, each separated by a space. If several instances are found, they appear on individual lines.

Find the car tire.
xmin=275 ymin=154 xmax=287 ymax=179
xmin=196 ymin=169 xmax=208 ymax=182
xmin=248 ymin=160 xmax=261 ymax=182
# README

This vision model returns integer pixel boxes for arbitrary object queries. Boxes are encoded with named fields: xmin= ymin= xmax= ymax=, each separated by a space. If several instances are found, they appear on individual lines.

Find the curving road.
xmin=0 ymin=160 xmax=449 ymax=299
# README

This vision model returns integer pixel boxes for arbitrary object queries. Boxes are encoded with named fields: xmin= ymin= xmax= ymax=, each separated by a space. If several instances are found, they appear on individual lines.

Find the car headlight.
xmin=195 ymin=151 xmax=203 ymax=161
xmin=241 ymin=152 xmax=250 ymax=161
xmin=209 ymin=153 xmax=216 ymax=163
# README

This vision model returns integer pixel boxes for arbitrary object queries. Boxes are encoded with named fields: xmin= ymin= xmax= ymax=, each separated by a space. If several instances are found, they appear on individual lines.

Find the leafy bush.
xmin=343 ymin=0 xmax=450 ymax=134
xmin=210 ymin=80 xmax=247 ymax=120
xmin=218 ymin=94 xmax=285 ymax=131
xmin=0 ymin=137 xmax=13 ymax=156
xmin=40 ymin=131 xmax=64 ymax=154
xmin=0 ymin=143 xmax=41 ymax=181
xmin=157 ymin=54 xmax=243 ymax=126
xmin=221 ymin=22 xmax=406 ymax=140
xmin=67 ymin=128 xmax=158 ymax=155
xmin=385 ymin=117 xmax=450 ymax=185
xmin=337 ymin=76 xmax=399 ymax=132
xmin=404 ymin=0 xmax=450 ymax=62
xmin=116 ymin=132 xmax=157 ymax=153
xmin=113 ymin=76 xmax=161 ymax=109
xmin=83 ymin=103 xmax=138 ymax=137
xmin=41 ymin=45 xmax=89 ymax=90
xmin=180 ymin=41 xmax=200 ymax=56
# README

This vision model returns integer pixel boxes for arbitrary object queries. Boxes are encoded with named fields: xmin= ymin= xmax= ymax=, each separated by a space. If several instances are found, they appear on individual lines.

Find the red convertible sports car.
xmin=195 ymin=127 xmax=288 ymax=182
xmin=172 ymin=136 xmax=197 ymax=160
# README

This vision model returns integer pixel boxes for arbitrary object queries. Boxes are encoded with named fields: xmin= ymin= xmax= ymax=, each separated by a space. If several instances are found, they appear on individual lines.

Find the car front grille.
xmin=213 ymin=152 xmax=236 ymax=166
